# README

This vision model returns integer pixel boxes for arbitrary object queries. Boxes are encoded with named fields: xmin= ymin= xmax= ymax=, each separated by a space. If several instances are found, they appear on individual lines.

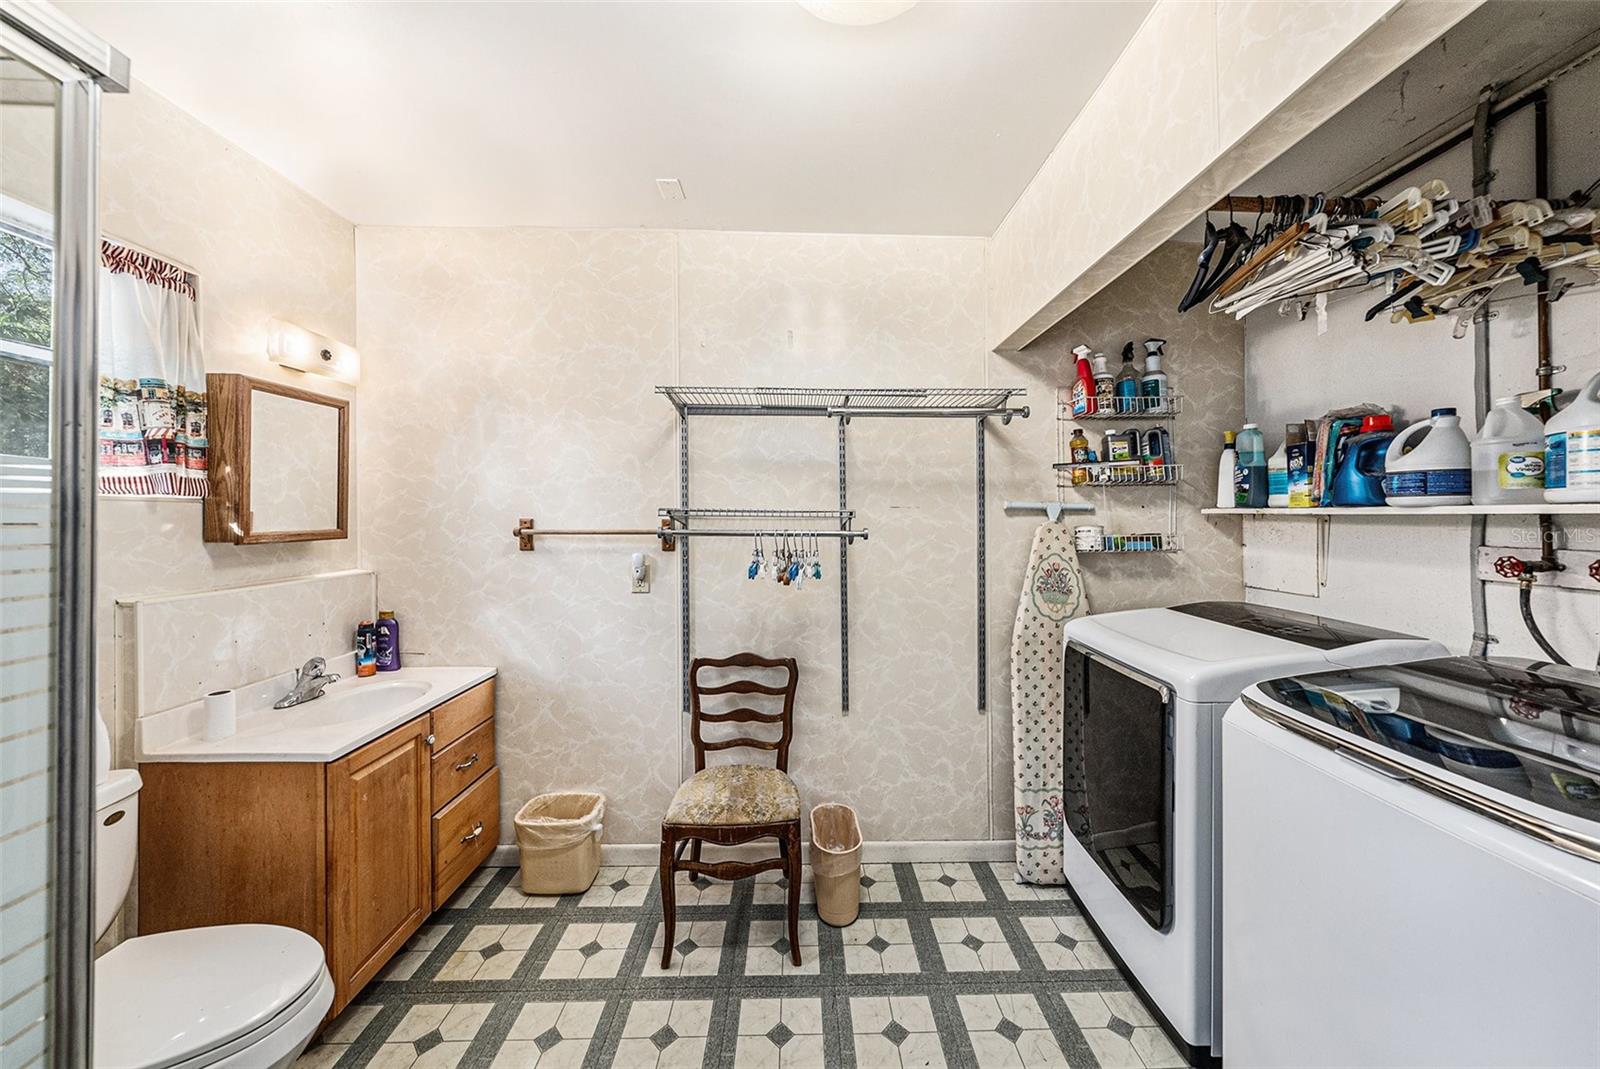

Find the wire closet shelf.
xmin=655 ymin=385 xmax=1029 ymax=421
xmin=657 ymin=507 xmax=867 ymax=543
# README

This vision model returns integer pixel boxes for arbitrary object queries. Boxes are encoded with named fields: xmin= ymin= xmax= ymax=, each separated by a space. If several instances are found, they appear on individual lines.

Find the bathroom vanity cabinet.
xmin=138 ymin=678 xmax=499 ymax=1017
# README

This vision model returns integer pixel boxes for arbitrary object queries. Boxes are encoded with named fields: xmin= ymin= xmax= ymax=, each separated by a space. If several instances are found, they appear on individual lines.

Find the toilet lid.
xmin=95 ymin=924 xmax=325 ymax=1069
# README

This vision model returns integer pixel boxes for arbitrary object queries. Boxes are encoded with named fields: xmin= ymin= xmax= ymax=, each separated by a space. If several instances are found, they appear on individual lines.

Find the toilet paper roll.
xmin=204 ymin=689 xmax=236 ymax=742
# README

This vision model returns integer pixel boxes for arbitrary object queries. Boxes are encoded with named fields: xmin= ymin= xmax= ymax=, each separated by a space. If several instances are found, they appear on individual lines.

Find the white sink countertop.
xmin=135 ymin=663 xmax=497 ymax=763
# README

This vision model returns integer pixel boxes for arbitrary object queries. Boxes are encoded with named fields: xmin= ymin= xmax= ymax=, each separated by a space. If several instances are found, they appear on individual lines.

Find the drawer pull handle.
xmin=460 ymin=822 xmax=484 ymax=844
xmin=453 ymin=753 xmax=480 ymax=772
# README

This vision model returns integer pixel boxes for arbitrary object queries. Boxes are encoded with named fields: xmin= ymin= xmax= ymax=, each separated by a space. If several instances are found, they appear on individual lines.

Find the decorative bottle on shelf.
xmin=1217 ymin=431 xmax=1237 ymax=509
xmin=1115 ymin=343 xmax=1141 ymax=414
xmin=1141 ymin=338 xmax=1170 ymax=414
xmin=1070 ymin=345 xmax=1096 ymax=417
xmin=375 ymin=611 xmax=402 ymax=672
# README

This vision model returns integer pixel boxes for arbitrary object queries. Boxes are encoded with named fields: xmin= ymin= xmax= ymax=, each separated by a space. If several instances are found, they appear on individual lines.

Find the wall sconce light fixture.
xmin=266 ymin=318 xmax=359 ymax=383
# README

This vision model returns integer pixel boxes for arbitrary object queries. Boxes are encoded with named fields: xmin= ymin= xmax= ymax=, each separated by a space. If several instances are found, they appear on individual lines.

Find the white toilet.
xmin=93 ymin=717 xmax=335 ymax=1069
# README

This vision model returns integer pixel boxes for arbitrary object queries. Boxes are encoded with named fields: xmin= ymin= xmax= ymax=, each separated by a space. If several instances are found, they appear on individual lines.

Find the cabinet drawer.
xmin=432 ymin=718 xmax=494 ymax=806
xmin=433 ymin=766 xmax=499 ymax=909
xmin=431 ymin=679 xmax=495 ymax=751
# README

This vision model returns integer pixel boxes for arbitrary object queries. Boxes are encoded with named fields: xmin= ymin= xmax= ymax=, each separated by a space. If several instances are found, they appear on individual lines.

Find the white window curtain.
xmin=96 ymin=241 xmax=207 ymax=496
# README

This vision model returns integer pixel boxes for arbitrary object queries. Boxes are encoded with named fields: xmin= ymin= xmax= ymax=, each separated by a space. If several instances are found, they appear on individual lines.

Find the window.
xmin=0 ymin=223 xmax=52 ymax=458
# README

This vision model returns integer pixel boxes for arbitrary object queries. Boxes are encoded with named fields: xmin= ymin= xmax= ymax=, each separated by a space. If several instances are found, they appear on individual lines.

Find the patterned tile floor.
xmin=297 ymin=861 xmax=1185 ymax=1069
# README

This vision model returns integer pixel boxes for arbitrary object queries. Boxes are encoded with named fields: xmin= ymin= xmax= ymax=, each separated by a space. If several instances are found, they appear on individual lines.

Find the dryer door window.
xmin=1064 ymin=644 xmax=1172 ymax=930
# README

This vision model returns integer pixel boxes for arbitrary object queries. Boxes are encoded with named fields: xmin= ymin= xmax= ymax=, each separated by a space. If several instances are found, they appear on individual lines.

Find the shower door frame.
xmin=0 ymin=6 xmax=126 ymax=1066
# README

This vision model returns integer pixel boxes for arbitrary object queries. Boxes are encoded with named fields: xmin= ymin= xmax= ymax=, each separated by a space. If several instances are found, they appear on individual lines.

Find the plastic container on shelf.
xmin=1545 ymin=370 xmax=1600 ymax=503
xmin=1235 ymin=424 xmax=1268 ymax=508
xmin=1266 ymin=439 xmax=1289 ymax=508
xmin=1331 ymin=414 xmax=1396 ymax=507
xmin=1383 ymin=408 xmax=1473 ymax=506
xmin=1217 ymin=431 xmax=1237 ymax=509
xmin=1472 ymin=396 xmax=1546 ymax=504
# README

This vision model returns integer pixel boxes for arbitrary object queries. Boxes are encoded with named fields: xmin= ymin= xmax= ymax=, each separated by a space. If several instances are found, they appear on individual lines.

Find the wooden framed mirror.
xmin=202 ymin=373 xmax=349 ymax=543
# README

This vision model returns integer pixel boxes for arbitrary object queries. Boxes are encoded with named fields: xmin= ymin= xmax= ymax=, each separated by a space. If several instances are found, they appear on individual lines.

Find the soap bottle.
xmin=1069 ymin=427 xmax=1090 ymax=486
xmin=1217 ymin=431 xmax=1237 ymax=509
xmin=1266 ymin=438 xmax=1289 ymax=507
xmin=1115 ymin=343 xmax=1142 ymax=414
xmin=1285 ymin=424 xmax=1313 ymax=507
xmin=1141 ymin=339 xmax=1170 ymax=415
xmin=1235 ymin=423 xmax=1268 ymax=507
xmin=1092 ymin=352 xmax=1114 ymax=413
xmin=1070 ymin=345 xmax=1096 ymax=417
xmin=375 ymin=611 xmax=402 ymax=672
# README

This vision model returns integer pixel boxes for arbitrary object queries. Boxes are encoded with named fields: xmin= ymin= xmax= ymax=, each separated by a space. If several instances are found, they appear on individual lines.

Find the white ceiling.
xmin=65 ymin=1 xmax=1152 ymax=236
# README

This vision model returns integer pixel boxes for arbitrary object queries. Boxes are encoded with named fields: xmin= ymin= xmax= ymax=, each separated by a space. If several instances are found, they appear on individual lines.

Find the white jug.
xmin=1472 ymin=396 xmax=1545 ymax=504
xmin=1383 ymin=407 xmax=1473 ymax=507
xmin=1545 ymin=369 xmax=1600 ymax=504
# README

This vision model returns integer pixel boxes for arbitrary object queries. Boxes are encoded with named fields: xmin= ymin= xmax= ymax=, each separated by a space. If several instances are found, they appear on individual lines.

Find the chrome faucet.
xmin=274 ymin=657 xmax=341 ymax=709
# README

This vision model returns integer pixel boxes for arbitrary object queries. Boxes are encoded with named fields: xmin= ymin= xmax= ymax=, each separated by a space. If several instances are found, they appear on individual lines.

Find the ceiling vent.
xmin=656 ymin=178 xmax=685 ymax=202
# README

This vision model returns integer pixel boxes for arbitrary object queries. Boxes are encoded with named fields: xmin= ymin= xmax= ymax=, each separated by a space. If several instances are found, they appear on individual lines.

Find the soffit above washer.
xmin=63 ymin=0 xmax=1152 ymax=235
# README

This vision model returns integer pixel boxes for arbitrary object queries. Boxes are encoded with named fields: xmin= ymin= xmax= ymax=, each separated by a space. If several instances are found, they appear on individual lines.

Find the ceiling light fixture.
xmin=798 ymin=1 xmax=918 ymax=27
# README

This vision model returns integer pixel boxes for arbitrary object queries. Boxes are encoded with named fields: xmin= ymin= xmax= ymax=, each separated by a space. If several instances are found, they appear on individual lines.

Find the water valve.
xmin=1493 ymin=555 xmax=1528 ymax=580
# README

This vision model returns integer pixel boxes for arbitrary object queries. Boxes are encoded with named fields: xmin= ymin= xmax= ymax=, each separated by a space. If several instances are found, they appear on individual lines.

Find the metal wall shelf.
xmin=1067 ymin=393 xmax=1183 ymax=421
xmin=1054 ymin=462 xmax=1182 ymax=486
xmin=1079 ymin=533 xmax=1182 ymax=553
xmin=657 ymin=385 xmax=1028 ymax=421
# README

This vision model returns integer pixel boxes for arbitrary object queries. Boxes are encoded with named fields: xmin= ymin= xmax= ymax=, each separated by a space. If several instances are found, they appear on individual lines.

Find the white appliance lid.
xmin=95 ymin=924 xmax=325 ymax=1069
xmin=1244 ymin=657 xmax=1600 ymax=841
xmin=1063 ymin=603 xmax=1445 ymax=703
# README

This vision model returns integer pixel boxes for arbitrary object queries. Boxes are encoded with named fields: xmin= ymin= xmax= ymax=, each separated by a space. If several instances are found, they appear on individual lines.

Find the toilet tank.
xmin=95 ymin=769 xmax=141 ymax=940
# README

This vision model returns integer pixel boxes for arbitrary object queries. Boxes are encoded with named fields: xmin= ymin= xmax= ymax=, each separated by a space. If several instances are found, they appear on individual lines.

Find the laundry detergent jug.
xmin=1545 ymin=369 xmax=1600 ymax=504
xmin=1383 ymin=408 xmax=1472 ymax=506
xmin=1331 ymin=414 xmax=1395 ymax=506
xmin=1472 ymin=396 xmax=1545 ymax=504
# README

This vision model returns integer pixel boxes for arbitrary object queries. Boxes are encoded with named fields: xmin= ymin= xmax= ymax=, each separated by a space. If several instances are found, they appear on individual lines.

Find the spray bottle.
xmin=1141 ymin=338 xmax=1170 ymax=414
xmin=1070 ymin=344 xmax=1096 ymax=417
xmin=1091 ymin=351 xmax=1114 ymax=413
xmin=1115 ymin=343 xmax=1142 ymax=415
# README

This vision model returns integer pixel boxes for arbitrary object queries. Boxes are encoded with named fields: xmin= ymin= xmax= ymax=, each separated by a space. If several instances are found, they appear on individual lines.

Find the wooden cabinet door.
xmin=326 ymin=715 xmax=433 ymax=1013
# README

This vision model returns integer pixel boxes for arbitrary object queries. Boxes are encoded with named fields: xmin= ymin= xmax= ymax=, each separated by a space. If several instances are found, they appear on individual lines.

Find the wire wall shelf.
xmin=1053 ymin=462 xmax=1183 ymax=487
xmin=658 ymin=507 xmax=866 ymax=542
xmin=1059 ymin=393 xmax=1185 ymax=421
xmin=1079 ymin=533 xmax=1182 ymax=554
xmin=656 ymin=385 xmax=1028 ymax=421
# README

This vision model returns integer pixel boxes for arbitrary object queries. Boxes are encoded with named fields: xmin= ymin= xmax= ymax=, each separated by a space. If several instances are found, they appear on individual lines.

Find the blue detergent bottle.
xmin=1330 ymin=414 xmax=1396 ymax=506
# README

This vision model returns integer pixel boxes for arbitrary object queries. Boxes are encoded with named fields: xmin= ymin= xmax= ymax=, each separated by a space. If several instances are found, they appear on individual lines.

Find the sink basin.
xmin=281 ymin=680 xmax=433 ymax=726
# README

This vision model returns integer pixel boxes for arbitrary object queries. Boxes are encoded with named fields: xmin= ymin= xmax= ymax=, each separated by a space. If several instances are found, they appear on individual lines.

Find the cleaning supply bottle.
xmin=1217 ymin=431 xmax=1237 ymax=509
xmin=375 ymin=610 xmax=402 ymax=672
xmin=1330 ymin=414 xmax=1396 ymax=506
xmin=1383 ymin=408 xmax=1473 ymax=506
xmin=1472 ymin=396 xmax=1545 ymax=504
xmin=1266 ymin=437 xmax=1289 ymax=507
xmin=1545 ymin=369 xmax=1600 ymax=503
xmin=1235 ymin=423 xmax=1268 ymax=507
xmin=1070 ymin=345 xmax=1096 ymax=417
xmin=1286 ymin=424 xmax=1313 ymax=507
xmin=1069 ymin=427 xmax=1090 ymax=486
xmin=1092 ymin=352 xmax=1114 ymax=413
xmin=1115 ymin=343 xmax=1141 ymax=415
xmin=354 ymin=621 xmax=377 ymax=677
xmin=1141 ymin=338 xmax=1170 ymax=415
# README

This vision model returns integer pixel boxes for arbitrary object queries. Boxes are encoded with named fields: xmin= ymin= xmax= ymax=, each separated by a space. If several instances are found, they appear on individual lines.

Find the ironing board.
xmin=1011 ymin=521 xmax=1087 ymax=884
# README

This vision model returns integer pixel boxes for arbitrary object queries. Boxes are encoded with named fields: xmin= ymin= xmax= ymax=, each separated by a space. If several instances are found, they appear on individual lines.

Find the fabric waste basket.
xmin=810 ymin=803 xmax=862 ymax=927
xmin=514 ymin=792 xmax=605 ymax=895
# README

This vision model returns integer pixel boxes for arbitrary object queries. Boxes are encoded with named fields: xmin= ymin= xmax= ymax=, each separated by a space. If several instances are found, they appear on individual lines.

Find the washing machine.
xmin=1223 ymin=657 xmax=1600 ymax=1067
xmin=1059 ymin=602 xmax=1446 ymax=1065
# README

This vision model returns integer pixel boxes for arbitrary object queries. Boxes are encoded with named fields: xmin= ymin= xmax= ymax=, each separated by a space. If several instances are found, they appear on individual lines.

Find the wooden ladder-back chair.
xmin=659 ymin=653 xmax=801 ymax=968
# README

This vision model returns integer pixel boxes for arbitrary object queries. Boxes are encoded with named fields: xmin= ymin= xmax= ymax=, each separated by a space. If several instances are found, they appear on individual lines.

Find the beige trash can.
xmin=514 ymin=792 xmax=605 ymax=895
xmin=810 ymin=803 xmax=862 ymax=927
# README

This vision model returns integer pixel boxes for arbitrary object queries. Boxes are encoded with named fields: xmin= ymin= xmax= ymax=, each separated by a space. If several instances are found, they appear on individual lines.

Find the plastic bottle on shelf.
xmin=1141 ymin=339 xmax=1170 ymax=415
xmin=1115 ymin=343 xmax=1142 ymax=414
xmin=1070 ymin=345 xmax=1096 ymax=417
xmin=1217 ymin=431 xmax=1237 ymax=509
xmin=1472 ymin=396 xmax=1546 ymax=504
xmin=1235 ymin=424 xmax=1268 ymax=508
xmin=1069 ymin=427 xmax=1091 ymax=486
xmin=1266 ymin=438 xmax=1289 ymax=507
xmin=1382 ymin=408 xmax=1473 ymax=506
xmin=1092 ymin=352 xmax=1114 ymax=413
xmin=1286 ymin=423 xmax=1313 ymax=507
xmin=1545 ymin=369 xmax=1600 ymax=503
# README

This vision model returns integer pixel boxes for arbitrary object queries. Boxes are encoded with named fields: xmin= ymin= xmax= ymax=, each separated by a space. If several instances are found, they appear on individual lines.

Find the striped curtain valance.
xmin=100 ymin=240 xmax=196 ymax=300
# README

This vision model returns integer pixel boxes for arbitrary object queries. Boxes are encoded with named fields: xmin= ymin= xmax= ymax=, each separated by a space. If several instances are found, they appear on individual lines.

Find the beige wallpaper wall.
xmin=93 ymin=85 xmax=358 ymax=762
xmin=357 ymin=229 xmax=1243 ymax=847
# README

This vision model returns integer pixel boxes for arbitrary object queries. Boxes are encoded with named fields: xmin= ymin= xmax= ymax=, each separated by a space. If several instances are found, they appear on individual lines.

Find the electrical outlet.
xmin=631 ymin=552 xmax=650 ymax=594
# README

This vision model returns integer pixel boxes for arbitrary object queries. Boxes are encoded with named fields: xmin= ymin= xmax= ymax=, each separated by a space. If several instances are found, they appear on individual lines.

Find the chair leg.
xmin=690 ymin=838 xmax=702 ymax=865
xmin=784 ymin=823 xmax=802 ymax=966
xmin=659 ymin=828 xmax=676 ymax=969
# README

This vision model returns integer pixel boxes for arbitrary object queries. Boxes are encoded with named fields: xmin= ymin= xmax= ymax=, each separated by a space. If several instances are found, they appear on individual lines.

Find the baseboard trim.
xmin=488 ymin=839 xmax=1015 ymax=869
